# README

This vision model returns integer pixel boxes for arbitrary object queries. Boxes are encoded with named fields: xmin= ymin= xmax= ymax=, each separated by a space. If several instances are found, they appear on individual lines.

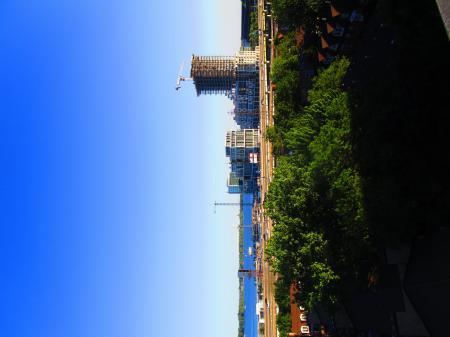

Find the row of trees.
xmin=265 ymin=51 xmax=371 ymax=310
xmin=271 ymin=0 xmax=326 ymax=28
xmin=249 ymin=11 xmax=259 ymax=47
xmin=264 ymin=0 xmax=450 ymax=333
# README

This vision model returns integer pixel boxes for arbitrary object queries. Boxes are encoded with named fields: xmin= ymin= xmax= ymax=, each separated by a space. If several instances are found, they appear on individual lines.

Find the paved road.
xmin=257 ymin=1 xmax=276 ymax=337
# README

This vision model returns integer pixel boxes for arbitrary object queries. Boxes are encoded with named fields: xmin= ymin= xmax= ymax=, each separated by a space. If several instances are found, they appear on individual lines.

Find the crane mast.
xmin=175 ymin=61 xmax=193 ymax=91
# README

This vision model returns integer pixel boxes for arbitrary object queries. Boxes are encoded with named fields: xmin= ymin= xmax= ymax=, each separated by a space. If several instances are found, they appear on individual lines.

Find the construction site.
xmin=176 ymin=0 xmax=278 ymax=336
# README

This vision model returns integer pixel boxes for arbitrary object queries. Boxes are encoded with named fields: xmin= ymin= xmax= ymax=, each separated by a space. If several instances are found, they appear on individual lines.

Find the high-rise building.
xmin=190 ymin=55 xmax=236 ymax=97
xmin=190 ymin=48 xmax=261 ymax=194
xmin=190 ymin=48 xmax=260 ymax=129
xmin=225 ymin=129 xmax=260 ymax=193
xmin=190 ymin=48 xmax=259 ymax=97
xmin=233 ymin=48 xmax=260 ymax=129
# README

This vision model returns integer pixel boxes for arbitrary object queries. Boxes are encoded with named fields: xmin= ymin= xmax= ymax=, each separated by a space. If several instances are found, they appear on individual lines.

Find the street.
xmin=257 ymin=1 xmax=277 ymax=337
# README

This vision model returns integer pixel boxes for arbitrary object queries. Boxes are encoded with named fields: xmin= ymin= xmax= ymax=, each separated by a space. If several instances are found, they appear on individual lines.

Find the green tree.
xmin=264 ymin=57 xmax=369 ymax=309
xmin=271 ymin=0 xmax=326 ymax=26
xmin=265 ymin=126 xmax=285 ymax=156
xmin=249 ymin=11 xmax=259 ymax=47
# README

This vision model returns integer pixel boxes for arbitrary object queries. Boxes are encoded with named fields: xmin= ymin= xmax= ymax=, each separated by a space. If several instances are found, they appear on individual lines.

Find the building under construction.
xmin=190 ymin=47 xmax=260 ymax=129
xmin=233 ymin=48 xmax=260 ymax=129
xmin=225 ymin=129 xmax=260 ymax=193
xmin=190 ymin=55 xmax=236 ymax=97
xmin=188 ymin=47 xmax=261 ymax=193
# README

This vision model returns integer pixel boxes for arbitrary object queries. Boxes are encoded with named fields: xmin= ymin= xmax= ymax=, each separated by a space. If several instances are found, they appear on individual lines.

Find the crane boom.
xmin=175 ymin=61 xmax=193 ymax=91
xmin=213 ymin=201 xmax=254 ymax=213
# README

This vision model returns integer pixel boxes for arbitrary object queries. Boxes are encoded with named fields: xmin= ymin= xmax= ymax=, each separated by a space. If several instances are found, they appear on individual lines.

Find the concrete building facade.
xmin=225 ymin=129 xmax=260 ymax=193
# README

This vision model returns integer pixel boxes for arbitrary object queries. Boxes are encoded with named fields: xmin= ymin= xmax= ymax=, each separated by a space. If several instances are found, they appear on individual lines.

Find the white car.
xmin=300 ymin=313 xmax=307 ymax=322
xmin=300 ymin=326 xmax=310 ymax=334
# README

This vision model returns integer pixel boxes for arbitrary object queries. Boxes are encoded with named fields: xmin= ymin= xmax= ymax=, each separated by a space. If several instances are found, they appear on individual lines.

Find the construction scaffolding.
xmin=190 ymin=55 xmax=236 ymax=97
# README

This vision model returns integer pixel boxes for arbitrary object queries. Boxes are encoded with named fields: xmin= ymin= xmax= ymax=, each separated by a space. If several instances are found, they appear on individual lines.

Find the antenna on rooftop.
xmin=175 ymin=61 xmax=193 ymax=91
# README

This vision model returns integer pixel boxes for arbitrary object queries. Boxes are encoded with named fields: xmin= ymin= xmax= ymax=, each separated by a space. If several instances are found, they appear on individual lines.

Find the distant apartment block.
xmin=225 ymin=129 xmax=260 ymax=193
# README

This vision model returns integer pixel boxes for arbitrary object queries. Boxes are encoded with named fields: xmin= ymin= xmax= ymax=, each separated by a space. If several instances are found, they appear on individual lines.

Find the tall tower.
xmin=190 ymin=56 xmax=236 ymax=97
xmin=190 ymin=48 xmax=259 ymax=98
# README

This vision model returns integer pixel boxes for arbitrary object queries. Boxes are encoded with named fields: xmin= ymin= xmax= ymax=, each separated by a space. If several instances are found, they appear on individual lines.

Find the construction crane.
xmin=175 ymin=61 xmax=192 ymax=91
xmin=213 ymin=201 xmax=253 ymax=213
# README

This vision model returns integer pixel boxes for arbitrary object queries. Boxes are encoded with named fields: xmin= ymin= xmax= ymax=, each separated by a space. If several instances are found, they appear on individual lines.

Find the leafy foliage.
xmin=271 ymin=0 xmax=327 ymax=27
xmin=249 ymin=11 xmax=259 ymax=47
xmin=276 ymin=313 xmax=292 ymax=337
xmin=265 ymin=58 xmax=369 ymax=309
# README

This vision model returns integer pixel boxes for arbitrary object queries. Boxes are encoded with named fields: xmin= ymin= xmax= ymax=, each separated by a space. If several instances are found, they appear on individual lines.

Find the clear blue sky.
xmin=0 ymin=1 xmax=241 ymax=336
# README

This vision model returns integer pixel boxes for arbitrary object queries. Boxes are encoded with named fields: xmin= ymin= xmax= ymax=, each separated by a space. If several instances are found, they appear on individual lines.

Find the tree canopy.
xmin=271 ymin=0 xmax=327 ymax=27
xmin=265 ymin=58 xmax=369 ymax=309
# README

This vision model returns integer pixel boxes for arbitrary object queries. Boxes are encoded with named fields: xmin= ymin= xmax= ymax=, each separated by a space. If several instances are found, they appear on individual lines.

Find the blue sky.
xmin=0 ymin=1 xmax=241 ymax=336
